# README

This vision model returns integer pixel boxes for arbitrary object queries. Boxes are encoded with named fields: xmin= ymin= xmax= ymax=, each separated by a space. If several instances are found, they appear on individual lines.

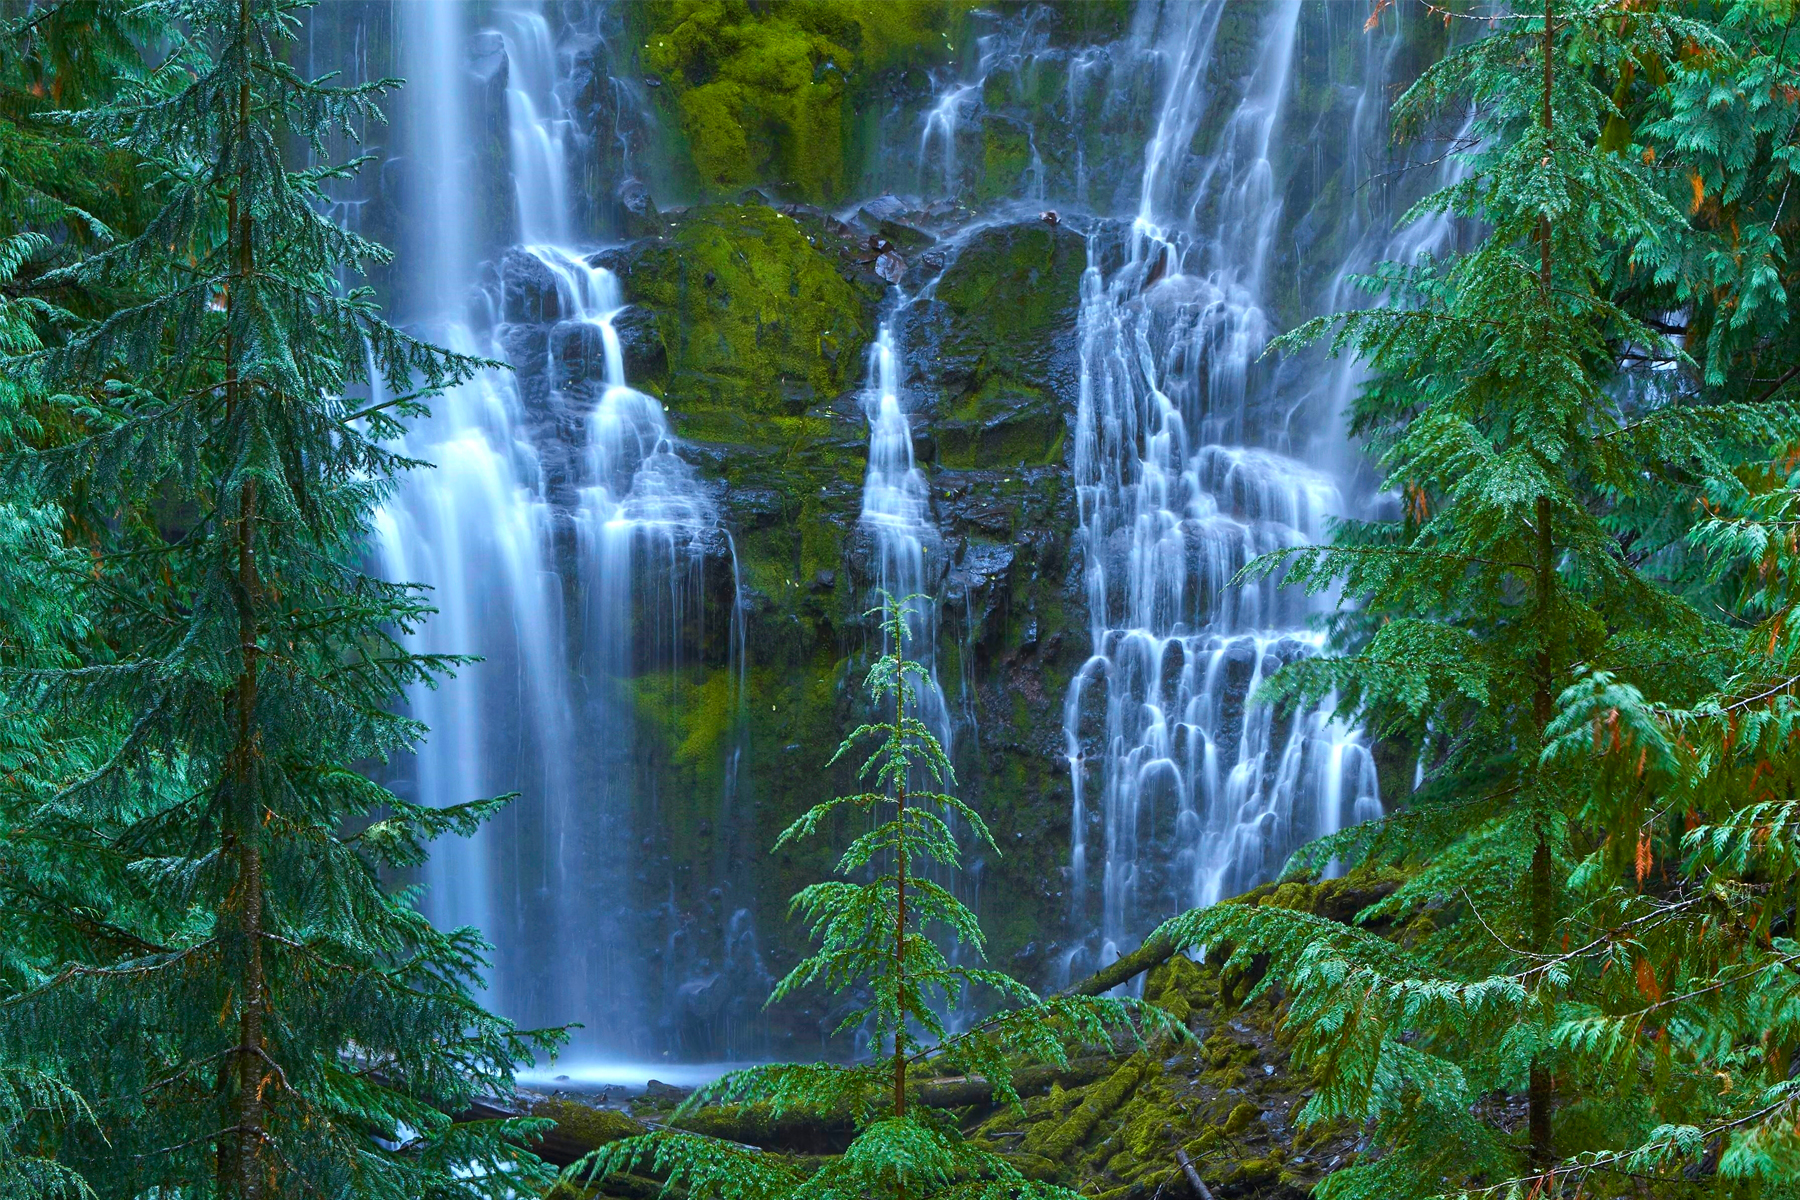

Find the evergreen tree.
xmin=1144 ymin=2 xmax=1800 ymax=1196
xmin=2 ymin=5 xmax=165 ymax=1194
xmin=1 ymin=1 xmax=558 ymax=1196
xmin=571 ymin=596 xmax=1166 ymax=1200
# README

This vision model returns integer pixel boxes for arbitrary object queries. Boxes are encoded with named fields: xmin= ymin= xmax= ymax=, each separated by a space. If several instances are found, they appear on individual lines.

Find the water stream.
xmin=371 ymin=1 xmax=741 ymax=1056
xmin=320 ymin=0 xmax=1473 ymax=1059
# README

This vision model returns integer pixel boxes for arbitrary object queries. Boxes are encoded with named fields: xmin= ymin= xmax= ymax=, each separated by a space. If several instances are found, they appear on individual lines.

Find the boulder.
xmin=500 ymin=247 xmax=562 ymax=324
xmin=608 ymin=204 xmax=881 ymax=431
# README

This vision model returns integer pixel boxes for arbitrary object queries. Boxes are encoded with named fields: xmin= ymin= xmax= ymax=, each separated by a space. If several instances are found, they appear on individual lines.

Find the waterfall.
xmin=858 ymin=321 xmax=954 ymax=755
xmin=372 ymin=1 xmax=742 ymax=1056
xmin=319 ymin=0 xmax=1473 ymax=1057
xmin=1059 ymin=0 xmax=1421 ymax=974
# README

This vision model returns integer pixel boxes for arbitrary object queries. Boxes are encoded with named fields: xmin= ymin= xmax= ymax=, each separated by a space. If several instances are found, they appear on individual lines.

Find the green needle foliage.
xmin=0 ymin=1 xmax=558 ymax=1196
xmin=1147 ymin=3 xmax=1800 ymax=1198
xmin=570 ymin=594 xmax=1167 ymax=1200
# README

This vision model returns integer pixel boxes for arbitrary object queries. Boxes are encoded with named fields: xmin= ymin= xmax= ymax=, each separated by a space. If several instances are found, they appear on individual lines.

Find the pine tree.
xmin=1141 ymin=3 xmax=1800 ymax=1197
xmin=570 ymin=595 xmax=1166 ymax=1200
xmin=1 ymin=5 xmax=166 ymax=1194
xmin=1 ymin=1 xmax=559 ymax=1195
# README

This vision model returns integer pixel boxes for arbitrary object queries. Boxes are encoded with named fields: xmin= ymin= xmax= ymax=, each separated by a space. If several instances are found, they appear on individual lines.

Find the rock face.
xmin=307 ymin=0 xmax=1451 ymax=1073
xmin=903 ymin=220 xmax=1087 ymax=470
xmin=586 ymin=199 xmax=1098 ymax=1052
xmin=602 ymin=204 xmax=883 ymax=431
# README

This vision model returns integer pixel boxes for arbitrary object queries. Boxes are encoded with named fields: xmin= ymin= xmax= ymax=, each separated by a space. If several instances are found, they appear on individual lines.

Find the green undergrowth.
xmin=535 ymin=871 xmax=1404 ymax=1199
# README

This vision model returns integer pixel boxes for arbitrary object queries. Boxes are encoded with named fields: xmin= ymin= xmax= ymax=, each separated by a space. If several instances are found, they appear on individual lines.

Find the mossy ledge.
xmin=626 ymin=1 xmax=973 ymax=203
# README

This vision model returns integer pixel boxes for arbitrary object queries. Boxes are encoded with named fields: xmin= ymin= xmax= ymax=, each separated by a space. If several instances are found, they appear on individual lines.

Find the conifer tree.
xmin=572 ymin=596 xmax=1165 ymax=1200
xmin=1143 ymin=2 xmax=1800 ymax=1197
xmin=1 ymin=1 xmax=558 ymax=1196
xmin=2 ymin=5 xmax=167 ymax=1194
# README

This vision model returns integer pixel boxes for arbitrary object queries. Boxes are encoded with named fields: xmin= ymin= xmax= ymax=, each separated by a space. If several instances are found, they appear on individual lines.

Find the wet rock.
xmin=855 ymin=200 xmax=935 ymax=254
xmin=856 ymin=193 xmax=911 ymax=224
xmin=500 ymin=247 xmax=561 ymax=323
xmin=467 ymin=29 xmax=507 ymax=83
xmin=676 ymin=972 xmax=727 ymax=1021
xmin=618 ymin=177 xmax=661 ymax=238
xmin=721 ymin=481 xmax=785 ymax=529
xmin=933 ymin=220 xmax=1086 ymax=390
xmin=874 ymin=249 xmax=908 ymax=283
xmin=899 ymin=219 xmax=1085 ymax=469
xmin=549 ymin=319 xmax=606 ymax=387
xmin=608 ymin=304 xmax=667 ymax=383
xmin=494 ymin=322 xmax=549 ymax=388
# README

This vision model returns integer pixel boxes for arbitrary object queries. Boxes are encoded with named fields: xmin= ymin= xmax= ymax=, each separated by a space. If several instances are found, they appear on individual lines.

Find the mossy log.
xmin=506 ymin=1056 xmax=1118 ymax=1166
xmin=1022 ymin=1055 xmax=1147 ymax=1159
xmin=1062 ymin=929 xmax=1179 ymax=997
xmin=911 ymin=1054 xmax=1114 ymax=1108
xmin=460 ymin=1096 xmax=647 ymax=1168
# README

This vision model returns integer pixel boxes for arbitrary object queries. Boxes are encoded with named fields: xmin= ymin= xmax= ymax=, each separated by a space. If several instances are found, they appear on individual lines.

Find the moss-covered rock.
xmin=630 ymin=0 xmax=970 ymax=203
xmin=931 ymin=219 xmax=1086 ymax=394
xmin=610 ymin=204 xmax=880 ymax=431
xmin=902 ymin=219 xmax=1085 ymax=470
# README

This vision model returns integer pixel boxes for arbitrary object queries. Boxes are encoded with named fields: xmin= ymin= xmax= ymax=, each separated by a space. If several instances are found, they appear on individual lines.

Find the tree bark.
xmin=221 ymin=0 xmax=267 ymax=1192
xmin=1527 ymin=2 xmax=1557 ymax=1175
xmin=1176 ymin=1147 xmax=1218 ymax=1200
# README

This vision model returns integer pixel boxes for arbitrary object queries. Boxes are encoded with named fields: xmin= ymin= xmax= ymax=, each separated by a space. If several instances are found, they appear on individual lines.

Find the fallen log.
xmin=458 ymin=1095 xmax=646 ymax=1168
xmin=912 ymin=1055 xmax=1113 ymax=1108
xmin=1175 ymin=1147 xmax=1217 ymax=1200
xmin=499 ymin=1055 xmax=1117 ymax=1167
xmin=1060 ymin=929 xmax=1179 ymax=998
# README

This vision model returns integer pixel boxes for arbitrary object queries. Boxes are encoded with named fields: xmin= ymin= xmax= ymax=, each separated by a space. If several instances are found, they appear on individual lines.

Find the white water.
xmin=858 ymin=322 xmax=954 ymax=753
xmin=1060 ymin=0 xmax=1414 ymax=975
xmin=373 ymin=1 xmax=738 ymax=1049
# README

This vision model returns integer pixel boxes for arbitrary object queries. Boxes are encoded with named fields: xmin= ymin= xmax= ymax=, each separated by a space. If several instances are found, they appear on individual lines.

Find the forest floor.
xmin=531 ymin=873 xmax=1402 ymax=1198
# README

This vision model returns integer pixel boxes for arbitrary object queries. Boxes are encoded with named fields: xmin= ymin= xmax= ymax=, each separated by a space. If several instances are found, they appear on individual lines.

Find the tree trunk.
xmin=221 ymin=0 xmax=267 ymax=1192
xmin=1527 ymin=4 xmax=1557 ymax=1175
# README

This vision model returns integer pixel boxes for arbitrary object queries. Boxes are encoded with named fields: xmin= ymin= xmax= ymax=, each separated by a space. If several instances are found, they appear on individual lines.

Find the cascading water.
xmin=858 ymin=321 xmax=954 ymax=753
xmin=1058 ymin=0 xmax=1438 ymax=974
xmin=371 ymin=1 xmax=743 ymax=1057
xmin=315 ymin=0 xmax=1472 ymax=1061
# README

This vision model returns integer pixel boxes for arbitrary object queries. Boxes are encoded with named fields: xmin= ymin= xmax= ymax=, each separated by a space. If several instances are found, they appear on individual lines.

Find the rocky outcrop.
xmin=577 ymin=198 xmax=1096 ymax=1051
xmin=903 ymin=218 xmax=1087 ymax=470
xmin=601 ymin=203 xmax=884 ymax=432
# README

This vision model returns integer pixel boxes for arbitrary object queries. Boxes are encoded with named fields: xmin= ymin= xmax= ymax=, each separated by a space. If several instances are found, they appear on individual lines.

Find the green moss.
xmin=977 ymin=117 xmax=1032 ymax=202
xmin=935 ymin=381 xmax=1062 ymax=470
xmin=1022 ymin=1055 xmax=1147 ymax=1160
xmin=635 ymin=0 xmax=970 ymax=202
xmin=622 ymin=204 xmax=877 ymax=419
xmin=934 ymin=222 xmax=1085 ymax=352
xmin=528 ymin=1097 xmax=646 ymax=1148
xmin=1201 ymin=1029 xmax=1258 ymax=1072
xmin=634 ymin=668 xmax=738 ymax=771
xmin=1223 ymin=1101 xmax=1261 ymax=1136
xmin=1143 ymin=952 xmax=1209 ymax=1026
xmin=1220 ymin=1155 xmax=1281 ymax=1187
